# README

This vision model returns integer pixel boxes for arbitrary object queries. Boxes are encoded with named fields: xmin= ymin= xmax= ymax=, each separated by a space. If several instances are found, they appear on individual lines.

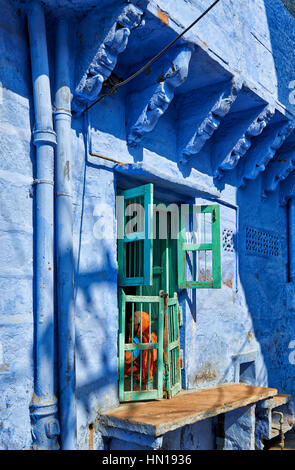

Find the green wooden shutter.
xmin=164 ymin=293 xmax=182 ymax=398
xmin=118 ymin=184 xmax=153 ymax=286
xmin=177 ymin=205 xmax=221 ymax=289
xmin=118 ymin=289 xmax=164 ymax=402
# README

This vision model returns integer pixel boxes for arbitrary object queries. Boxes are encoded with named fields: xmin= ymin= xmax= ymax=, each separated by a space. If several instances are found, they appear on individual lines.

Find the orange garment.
xmin=124 ymin=311 xmax=157 ymax=387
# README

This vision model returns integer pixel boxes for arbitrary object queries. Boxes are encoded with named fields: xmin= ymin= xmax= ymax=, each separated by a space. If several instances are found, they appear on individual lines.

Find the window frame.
xmin=117 ymin=184 xmax=153 ymax=286
xmin=118 ymin=288 xmax=165 ymax=402
xmin=177 ymin=204 xmax=221 ymax=289
xmin=117 ymin=185 xmax=222 ymax=403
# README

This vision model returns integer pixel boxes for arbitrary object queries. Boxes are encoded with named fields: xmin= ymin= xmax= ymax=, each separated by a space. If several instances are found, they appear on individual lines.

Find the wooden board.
xmin=101 ymin=383 xmax=277 ymax=436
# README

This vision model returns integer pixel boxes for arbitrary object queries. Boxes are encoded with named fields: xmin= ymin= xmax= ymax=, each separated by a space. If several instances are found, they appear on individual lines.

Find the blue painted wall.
xmin=1 ymin=0 xmax=295 ymax=449
xmin=0 ymin=1 xmax=34 ymax=449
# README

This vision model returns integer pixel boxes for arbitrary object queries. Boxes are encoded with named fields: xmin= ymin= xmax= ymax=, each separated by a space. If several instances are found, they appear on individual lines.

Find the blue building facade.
xmin=2 ymin=0 xmax=295 ymax=450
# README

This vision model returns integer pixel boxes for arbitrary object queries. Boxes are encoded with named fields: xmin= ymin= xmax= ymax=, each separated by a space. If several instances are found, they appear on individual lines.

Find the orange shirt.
xmin=124 ymin=311 xmax=158 ymax=386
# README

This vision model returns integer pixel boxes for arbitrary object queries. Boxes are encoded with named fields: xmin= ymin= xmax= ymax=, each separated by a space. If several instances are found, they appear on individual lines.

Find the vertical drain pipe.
xmin=54 ymin=18 xmax=77 ymax=449
xmin=28 ymin=2 xmax=60 ymax=450
xmin=288 ymin=198 xmax=295 ymax=283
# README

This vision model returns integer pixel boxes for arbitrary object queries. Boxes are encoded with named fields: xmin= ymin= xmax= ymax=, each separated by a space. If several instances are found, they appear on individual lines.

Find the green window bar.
xmin=177 ymin=205 xmax=221 ymax=289
xmin=118 ymin=184 xmax=153 ymax=287
xmin=163 ymin=293 xmax=182 ymax=398
xmin=118 ymin=289 xmax=164 ymax=402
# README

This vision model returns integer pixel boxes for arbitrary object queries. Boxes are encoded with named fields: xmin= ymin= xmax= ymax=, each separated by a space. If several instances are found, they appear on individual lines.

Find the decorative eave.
xmin=236 ymin=117 xmax=295 ymax=188
xmin=214 ymin=105 xmax=275 ymax=179
xmin=280 ymin=170 xmax=295 ymax=205
xmin=72 ymin=3 xmax=144 ymax=114
xmin=262 ymin=127 xmax=295 ymax=197
xmin=126 ymin=43 xmax=194 ymax=147
xmin=178 ymin=78 xmax=242 ymax=164
xmin=70 ymin=0 xmax=295 ymax=202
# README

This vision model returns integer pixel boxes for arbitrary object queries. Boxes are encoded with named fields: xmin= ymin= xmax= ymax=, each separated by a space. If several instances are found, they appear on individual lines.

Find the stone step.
xmin=260 ymin=393 xmax=291 ymax=410
xmin=270 ymin=394 xmax=291 ymax=409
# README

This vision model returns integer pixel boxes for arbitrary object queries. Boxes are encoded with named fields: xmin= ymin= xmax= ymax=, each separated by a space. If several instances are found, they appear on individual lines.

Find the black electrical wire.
xmin=84 ymin=0 xmax=221 ymax=113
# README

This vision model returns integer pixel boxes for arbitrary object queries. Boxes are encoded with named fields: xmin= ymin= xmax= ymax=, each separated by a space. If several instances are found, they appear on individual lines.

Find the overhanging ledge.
xmin=99 ymin=383 xmax=277 ymax=437
xmin=111 ymin=162 xmax=221 ymax=199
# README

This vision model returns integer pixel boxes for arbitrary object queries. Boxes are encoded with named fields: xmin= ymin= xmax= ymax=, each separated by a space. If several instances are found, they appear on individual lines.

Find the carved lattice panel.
xmin=222 ymin=228 xmax=234 ymax=253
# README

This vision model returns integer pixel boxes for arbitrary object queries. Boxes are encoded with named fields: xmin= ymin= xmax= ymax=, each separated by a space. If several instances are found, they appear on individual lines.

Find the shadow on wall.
xmin=74 ymin=250 xmax=118 ymax=417
xmin=233 ymin=0 xmax=295 ymax=397
xmin=263 ymin=0 xmax=295 ymax=111
xmin=71 ymin=139 xmax=119 ymax=447
xmin=236 ymin=174 xmax=295 ymax=396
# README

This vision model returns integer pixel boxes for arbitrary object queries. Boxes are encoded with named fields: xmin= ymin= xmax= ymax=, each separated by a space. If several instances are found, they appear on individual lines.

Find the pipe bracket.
xmin=30 ymin=398 xmax=60 ymax=450
xmin=33 ymin=129 xmax=57 ymax=147
xmin=54 ymin=109 xmax=72 ymax=122
xmin=33 ymin=179 xmax=54 ymax=186
xmin=54 ymin=107 xmax=72 ymax=117
xmin=56 ymin=191 xmax=72 ymax=198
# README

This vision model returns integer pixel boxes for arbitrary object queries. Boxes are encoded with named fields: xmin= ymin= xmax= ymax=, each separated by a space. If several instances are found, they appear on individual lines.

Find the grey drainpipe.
xmin=28 ymin=2 xmax=60 ymax=450
xmin=54 ymin=18 xmax=77 ymax=450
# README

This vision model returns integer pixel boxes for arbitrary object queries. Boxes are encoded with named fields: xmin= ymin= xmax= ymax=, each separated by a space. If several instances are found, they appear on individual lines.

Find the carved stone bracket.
xmin=181 ymin=78 xmax=243 ymax=163
xmin=263 ymin=151 xmax=295 ymax=197
xmin=238 ymin=119 xmax=295 ymax=188
xmin=262 ymin=128 xmax=295 ymax=196
xmin=214 ymin=106 xmax=274 ymax=179
xmin=127 ymin=44 xmax=194 ymax=147
xmin=72 ymin=4 xmax=143 ymax=113
xmin=280 ymin=171 xmax=295 ymax=206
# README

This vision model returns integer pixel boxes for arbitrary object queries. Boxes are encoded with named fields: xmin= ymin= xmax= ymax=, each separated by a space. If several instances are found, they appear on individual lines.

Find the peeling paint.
xmin=157 ymin=8 xmax=169 ymax=25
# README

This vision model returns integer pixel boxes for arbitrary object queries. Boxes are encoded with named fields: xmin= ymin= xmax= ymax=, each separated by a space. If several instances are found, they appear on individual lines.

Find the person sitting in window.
xmin=124 ymin=310 xmax=157 ymax=390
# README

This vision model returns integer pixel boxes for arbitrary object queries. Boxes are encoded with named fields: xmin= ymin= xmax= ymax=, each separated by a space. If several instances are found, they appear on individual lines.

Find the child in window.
xmin=124 ymin=310 xmax=158 ymax=390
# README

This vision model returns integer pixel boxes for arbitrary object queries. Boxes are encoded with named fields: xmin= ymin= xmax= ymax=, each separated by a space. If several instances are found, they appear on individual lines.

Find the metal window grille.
xmin=118 ymin=290 xmax=164 ymax=402
xmin=164 ymin=293 xmax=182 ymax=398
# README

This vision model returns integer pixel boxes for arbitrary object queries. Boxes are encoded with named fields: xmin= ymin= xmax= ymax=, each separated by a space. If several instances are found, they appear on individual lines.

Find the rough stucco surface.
xmin=223 ymin=405 xmax=256 ymax=450
xmin=71 ymin=125 xmax=119 ymax=448
xmin=161 ymin=419 xmax=215 ymax=451
xmin=2 ymin=0 xmax=295 ymax=450
xmin=0 ymin=2 xmax=34 ymax=450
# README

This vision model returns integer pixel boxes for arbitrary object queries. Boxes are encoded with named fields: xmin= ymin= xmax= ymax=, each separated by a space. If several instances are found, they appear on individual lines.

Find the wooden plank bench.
xmin=100 ymin=383 xmax=277 ymax=437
